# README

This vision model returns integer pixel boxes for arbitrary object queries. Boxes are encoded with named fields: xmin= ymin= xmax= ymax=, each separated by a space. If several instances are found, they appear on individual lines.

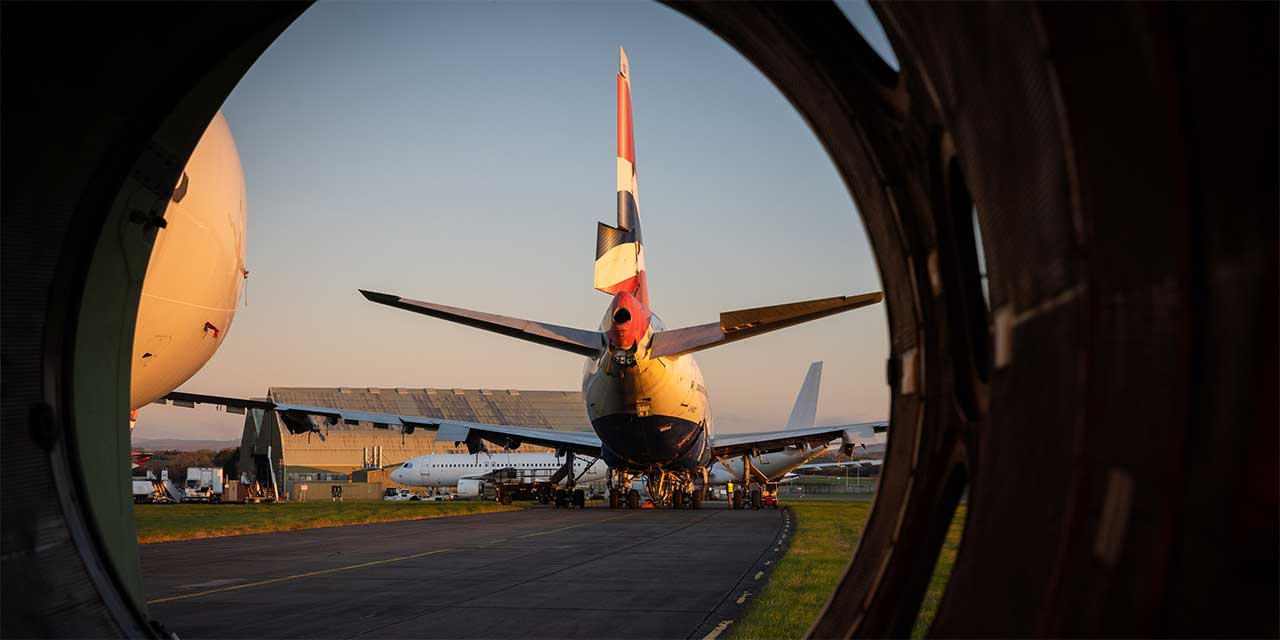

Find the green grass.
xmin=134 ymin=501 xmax=520 ymax=544
xmin=730 ymin=500 xmax=967 ymax=640
xmin=911 ymin=508 xmax=966 ymax=638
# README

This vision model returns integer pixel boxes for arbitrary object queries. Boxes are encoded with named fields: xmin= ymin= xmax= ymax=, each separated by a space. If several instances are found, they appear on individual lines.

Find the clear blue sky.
xmin=134 ymin=1 xmax=900 ymax=441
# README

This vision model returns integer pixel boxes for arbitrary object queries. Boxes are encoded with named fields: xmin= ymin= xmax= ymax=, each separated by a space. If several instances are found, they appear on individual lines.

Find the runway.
xmin=141 ymin=504 xmax=791 ymax=639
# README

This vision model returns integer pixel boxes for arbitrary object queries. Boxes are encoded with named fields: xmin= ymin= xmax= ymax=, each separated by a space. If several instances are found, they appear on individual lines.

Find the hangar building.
xmin=237 ymin=386 xmax=590 ymax=496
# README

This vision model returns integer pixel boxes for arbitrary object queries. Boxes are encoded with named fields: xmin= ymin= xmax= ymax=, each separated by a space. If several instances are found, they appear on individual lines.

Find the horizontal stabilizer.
xmin=359 ymin=290 xmax=605 ymax=358
xmin=648 ymin=292 xmax=883 ymax=359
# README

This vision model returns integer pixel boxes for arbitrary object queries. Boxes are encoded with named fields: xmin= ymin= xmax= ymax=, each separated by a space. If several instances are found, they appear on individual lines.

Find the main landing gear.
xmin=554 ymin=488 xmax=586 ymax=508
xmin=607 ymin=469 xmax=644 ymax=510
xmin=729 ymin=454 xmax=767 ymax=510
xmin=607 ymin=468 xmax=707 ymax=510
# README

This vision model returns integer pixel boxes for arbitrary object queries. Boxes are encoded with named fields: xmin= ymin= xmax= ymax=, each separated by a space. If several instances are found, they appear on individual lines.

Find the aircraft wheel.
xmin=609 ymin=490 xmax=620 ymax=509
xmin=691 ymin=489 xmax=703 ymax=510
xmin=732 ymin=490 xmax=743 ymax=510
xmin=750 ymin=488 xmax=763 ymax=510
xmin=573 ymin=489 xmax=586 ymax=508
xmin=627 ymin=489 xmax=640 ymax=509
xmin=555 ymin=488 xmax=569 ymax=508
xmin=672 ymin=489 xmax=684 ymax=509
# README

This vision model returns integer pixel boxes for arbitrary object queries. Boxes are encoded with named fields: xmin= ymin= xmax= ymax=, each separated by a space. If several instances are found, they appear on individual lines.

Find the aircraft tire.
xmin=750 ymin=488 xmax=762 ymax=510
xmin=500 ymin=494 xmax=513 ymax=506
xmin=672 ymin=489 xmax=684 ymax=509
xmin=609 ymin=490 xmax=620 ymax=509
xmin=691 ymin=489 xmax=703 ymax=510
xmin=555 ymin=488 xmax=569 ymax=508
xmin=732 ymin=490 xmax=743 ymax=510
xmin=627 ymin=489 xmax=640 ymax=510
xmin=573 ymin=489 xmax=585 ymax=508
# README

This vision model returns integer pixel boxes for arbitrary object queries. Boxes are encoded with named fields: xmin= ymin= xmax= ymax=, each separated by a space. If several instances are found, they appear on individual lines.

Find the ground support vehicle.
xmin=383 ymin=488 xmax=421 ymax=501
xmin=181 ymin=467 xmax=224 ymax=503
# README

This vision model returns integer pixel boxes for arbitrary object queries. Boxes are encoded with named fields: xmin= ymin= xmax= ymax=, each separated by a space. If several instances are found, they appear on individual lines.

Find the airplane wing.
xmin=709 ymin=422 xmax=886 ymax=459
xmin=158 ymin=391 xmax=605 ymax=457
xmin=796 ymin=459 xmax=883 ymax=471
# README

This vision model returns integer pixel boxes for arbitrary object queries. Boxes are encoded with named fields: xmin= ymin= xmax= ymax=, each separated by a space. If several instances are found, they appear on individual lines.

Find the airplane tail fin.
xmin=785 ymin=362 xmax=823 ymax=429
xmin=595 ymin=47 xmax=648 ymax=306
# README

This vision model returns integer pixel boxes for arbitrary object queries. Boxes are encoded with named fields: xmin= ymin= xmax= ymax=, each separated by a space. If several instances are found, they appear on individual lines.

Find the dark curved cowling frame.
xmin=1 ymin=2 xmax=1274 ymax=638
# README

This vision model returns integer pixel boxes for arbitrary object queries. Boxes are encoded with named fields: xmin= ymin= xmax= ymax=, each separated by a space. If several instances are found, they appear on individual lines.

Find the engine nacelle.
xmin=457 ymin=478 xmax=485 ymax=498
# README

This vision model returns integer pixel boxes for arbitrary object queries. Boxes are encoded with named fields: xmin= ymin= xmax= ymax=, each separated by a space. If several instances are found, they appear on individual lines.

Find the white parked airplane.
xmin=391 ymin=452 xmax=608 ymax=499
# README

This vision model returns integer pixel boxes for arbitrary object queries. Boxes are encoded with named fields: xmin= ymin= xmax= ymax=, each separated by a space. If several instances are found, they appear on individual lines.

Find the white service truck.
xmin=182 ymin=467 xmax=224 ymax=503
xmin=383 ymin=487 xmax=421 ymax=501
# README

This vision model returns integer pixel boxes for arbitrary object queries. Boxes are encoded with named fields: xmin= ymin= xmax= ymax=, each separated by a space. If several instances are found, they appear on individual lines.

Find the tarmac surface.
xmin=141 ymin=503 xmax=792 ymax=639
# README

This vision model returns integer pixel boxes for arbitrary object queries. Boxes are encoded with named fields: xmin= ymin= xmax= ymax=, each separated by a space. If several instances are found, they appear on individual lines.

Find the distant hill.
xmin=131 ymin=437 xmax=239 ymax=452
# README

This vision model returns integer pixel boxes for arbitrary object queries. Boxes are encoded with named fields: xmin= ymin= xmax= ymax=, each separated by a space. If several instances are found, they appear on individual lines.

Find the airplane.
xmin=164 ymin=48 xmax=885 ymax=511
xmin=130 ymin=112 xmax=248 ymax=424
xmin=632 ymin=361 xmax=886 ymax=504
xmin=389 ymin=361 xmax=878 ymax=507
xmin=795 ymin=459 xmax=883 ymax=473
xmin=390 ymin=451 xmax=609 ymax=501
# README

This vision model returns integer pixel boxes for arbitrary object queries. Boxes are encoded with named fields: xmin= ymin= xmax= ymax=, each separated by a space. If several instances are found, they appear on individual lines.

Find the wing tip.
xmin=359 ymin=289 xmax=399 ymax=305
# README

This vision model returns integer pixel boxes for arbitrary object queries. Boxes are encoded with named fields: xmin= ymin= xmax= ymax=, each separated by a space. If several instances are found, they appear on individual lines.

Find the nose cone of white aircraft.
xmin=391 ymin=468 xmax=405 ymax=483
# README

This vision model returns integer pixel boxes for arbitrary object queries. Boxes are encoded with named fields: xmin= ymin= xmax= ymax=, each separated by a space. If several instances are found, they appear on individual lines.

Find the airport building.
xmin=237 ymin=386 xmax=590 ymax=496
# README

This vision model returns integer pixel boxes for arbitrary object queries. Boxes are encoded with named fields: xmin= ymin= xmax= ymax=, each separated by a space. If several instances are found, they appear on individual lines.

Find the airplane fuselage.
xmin=707 ymin=444 xmax=831 ymax=484
xmin=583 ymin=301 xmax=713 ymax=473
xmin=393 ymin=452 xmax=608 ymax=489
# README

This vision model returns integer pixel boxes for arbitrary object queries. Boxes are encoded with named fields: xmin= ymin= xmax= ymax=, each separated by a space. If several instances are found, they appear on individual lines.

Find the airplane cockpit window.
xmin=402 ymin=462 xmax=413 ymax=469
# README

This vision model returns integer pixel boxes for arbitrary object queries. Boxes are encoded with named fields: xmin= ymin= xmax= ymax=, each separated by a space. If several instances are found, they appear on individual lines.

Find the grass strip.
xmin=730 ymin=500 xmax=966 ymax=640
xmin=135 ymin=501 xmax=520 ymax=544
xmin=911 ymin=507 xmax=966 ymax=638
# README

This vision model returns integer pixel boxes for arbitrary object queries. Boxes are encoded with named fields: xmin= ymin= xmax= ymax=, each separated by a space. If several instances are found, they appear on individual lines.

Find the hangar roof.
xmin=267 ymin=387 xmax=591 ymax=433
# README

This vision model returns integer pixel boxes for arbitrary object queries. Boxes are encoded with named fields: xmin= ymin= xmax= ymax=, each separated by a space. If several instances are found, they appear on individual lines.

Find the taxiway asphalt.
xmin=141 ymin=503 xmax=791 ymax=639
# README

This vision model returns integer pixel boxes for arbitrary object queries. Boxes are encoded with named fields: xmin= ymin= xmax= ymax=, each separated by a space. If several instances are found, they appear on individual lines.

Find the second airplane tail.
xmin=786 ymin=362 xmax=824 ymax=429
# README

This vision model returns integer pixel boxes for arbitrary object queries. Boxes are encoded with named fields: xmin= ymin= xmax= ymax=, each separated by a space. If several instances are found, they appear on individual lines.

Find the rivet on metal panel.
xmin=994 ymin=306 xmax=1014 ymax=368
xmin=900 ymin=348 xmax=918 ymax=395
xmin=927 ymin=250 xmax=942 ymax=295
xmin=1093 ymin=468 xmax=1135 ymax=569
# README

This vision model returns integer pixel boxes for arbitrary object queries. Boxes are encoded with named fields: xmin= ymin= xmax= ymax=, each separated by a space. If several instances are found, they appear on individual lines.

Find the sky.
xmin=133 ymin=1 xmax=900 ymax=441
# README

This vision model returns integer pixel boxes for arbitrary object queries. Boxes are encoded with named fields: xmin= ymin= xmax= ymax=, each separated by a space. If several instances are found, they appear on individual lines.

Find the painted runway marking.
xmin=764 ymin=560 xmax=773 ymax=566
xmin=702 ymin=620 xmax=734 ymax=640
xmin=736 ymin=590 xmax=751 ymax=605
xmin=176 ymin=578 xmax=242 ymax=590
xmin=517 ymin=515 xmax=628 ymax=539
xmin=147 ymin=548 xmax=452 ymax=605
xmin=754 ymin=571 xmax=764 ymax=581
